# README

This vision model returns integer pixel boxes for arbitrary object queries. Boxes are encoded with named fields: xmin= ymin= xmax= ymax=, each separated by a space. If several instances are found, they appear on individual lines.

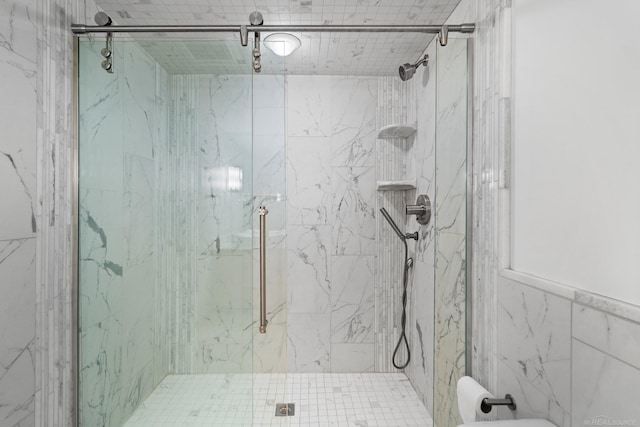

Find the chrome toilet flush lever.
xmin=406 ymin=194 xmax=431 ymax=226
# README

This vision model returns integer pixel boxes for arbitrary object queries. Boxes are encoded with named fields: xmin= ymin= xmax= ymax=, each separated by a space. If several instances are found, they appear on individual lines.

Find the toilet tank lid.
xmin=458 ymin=419 xmax=557 ymax=427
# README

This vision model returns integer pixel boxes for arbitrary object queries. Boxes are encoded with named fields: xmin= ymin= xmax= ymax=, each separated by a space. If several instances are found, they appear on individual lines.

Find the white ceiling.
xmin=94 ymin=0 xmax=464 ymax=75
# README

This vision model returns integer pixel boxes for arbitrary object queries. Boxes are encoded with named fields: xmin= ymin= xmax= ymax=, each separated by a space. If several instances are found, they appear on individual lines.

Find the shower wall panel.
xmin=78 ymin=41 xmax=169 ymax=427
xmin=286 ymin=76 xmax=378 ymax=372
xmin=0 ymin=0 xmax=37 ymax=424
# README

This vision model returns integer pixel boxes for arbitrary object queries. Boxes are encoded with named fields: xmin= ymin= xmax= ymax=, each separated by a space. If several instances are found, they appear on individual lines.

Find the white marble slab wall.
xmin=0 ymin=0 xmax=38 ymax=425
xmin=78 ymin=40 xmax=166 ymax=427
xmin=496 ymin=275 xmax=640 ymax=427
xmin=286 ymin=75 xmax=377 ymax=373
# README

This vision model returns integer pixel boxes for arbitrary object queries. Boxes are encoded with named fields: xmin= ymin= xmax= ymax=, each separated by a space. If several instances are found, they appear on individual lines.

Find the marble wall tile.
xmin=120 ymin=263 xmax=156 ymax=416
xmin=331 ymin=166 xmax=376 ymax=256
xmin=0 ymin=151 xmax=37 ymax=241
xmin=79 ymin=316 xmax=123 ymax=427
xmin=197 ymin=249 xmax=253 ymax=374
xmin=330 ymin=77 xmax=377 ymax=167
xmin=196 ymin=340 xmax=252 ymax=374
xmin=254 ymin=75 xmax=285 ymax=109
xmin=78 ymin=246 xmax=123 ymax=331
xmin=286 ymin=75 xmax=379 ymax=372
xmin=0 ymin=0 xmax=37 ymax=242
xmin=286 ymin=76 xmax=332 ymax=137
xmin=330 ymin=255 xmax=375 ymax=344
xmin=254 ymin=75 xmax=286 ymax=197
xmin=78 ymin=188 xmax=125 ymax=272
xmin=433 ymin=231 xmax=467 ymax=427
xmin=571 ymin=302 xmax=640 ymax=427
xmin=496 ymin=276 xmax=571 ymax=426
xmin=78 ymin=40 xmax=124 ymax=192
xmin=122 ymin=43 xmax=156 ymax=160
xmin=199 ymin=254 xmax=246 ymax=314
xmin=123 ymin=155 xmax=155 ymax=267
xmin=286 ymin=136 xmax=332 ymax=226
xmin=573 ymin=304 xmax=640 ymax=370
xmin=286 ymin=225 xmax=331 ymax=314
xmin=253 ymin=119 xmax=286 ymax=197
xmin=572 ymin=339 xmax=640 ymax=427
xmin=331 ymin=343 xmax=375 ymax=373
xmin=197 ymin=75 xmax=253 ymax=253
xmin=288 ymin=313 xmax=331 ymax=373
xmin=0 ymin=238 xmax=35 ymax=426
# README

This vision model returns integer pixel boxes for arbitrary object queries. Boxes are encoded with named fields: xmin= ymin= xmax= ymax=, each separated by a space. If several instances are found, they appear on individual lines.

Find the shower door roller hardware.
xmin=406 ymin=194 xmax=431 ymax=226
xmin=259 ymin=206 xmax=268 ymax=333
xmin=240 ymin=25 xmax=248 ymax=46
xmin=439 ymin=25 xmax=449 ymax=46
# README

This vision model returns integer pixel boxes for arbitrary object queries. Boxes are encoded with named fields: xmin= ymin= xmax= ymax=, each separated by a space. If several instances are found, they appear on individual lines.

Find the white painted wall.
xmin=512 ymin=0 xmax=640 ymax=305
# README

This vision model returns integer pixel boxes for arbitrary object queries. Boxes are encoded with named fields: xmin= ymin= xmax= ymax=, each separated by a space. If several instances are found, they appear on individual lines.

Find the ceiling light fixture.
xmin=263 ymin=33 xmax=301 ymax=57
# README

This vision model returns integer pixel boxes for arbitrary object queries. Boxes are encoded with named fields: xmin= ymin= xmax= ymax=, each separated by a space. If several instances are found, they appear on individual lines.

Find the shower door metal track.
xmin=71 ymin=23 xmax=475 ymax=35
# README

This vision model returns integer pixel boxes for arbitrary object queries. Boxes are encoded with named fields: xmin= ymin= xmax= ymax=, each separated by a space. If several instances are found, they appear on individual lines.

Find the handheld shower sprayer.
xmin=379 ymin=207 xmax=417 ymax=370
xmin=380 ymin=208 xmax=418 ymax=241
xmin=380 ymin=208 xmax=405 ymax=240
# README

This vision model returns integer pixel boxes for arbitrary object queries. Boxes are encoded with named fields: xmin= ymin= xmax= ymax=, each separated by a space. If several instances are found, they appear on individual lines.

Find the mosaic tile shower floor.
xmin=122 ymin=373 xmax=433 ymax=427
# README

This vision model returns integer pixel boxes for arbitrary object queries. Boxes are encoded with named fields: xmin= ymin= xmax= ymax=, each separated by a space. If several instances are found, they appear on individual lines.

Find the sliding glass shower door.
xmin=77 ymin=38 xmax=285 ymax=426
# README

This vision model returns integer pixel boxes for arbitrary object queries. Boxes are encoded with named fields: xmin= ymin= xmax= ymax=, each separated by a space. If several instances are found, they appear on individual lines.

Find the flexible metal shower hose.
xmin=392 ymin=238 xmax=411 ymax=370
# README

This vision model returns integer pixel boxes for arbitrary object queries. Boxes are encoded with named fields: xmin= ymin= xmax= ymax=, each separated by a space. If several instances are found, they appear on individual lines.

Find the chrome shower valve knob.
xmin=406 ymin=194 xmax=431 ymax=226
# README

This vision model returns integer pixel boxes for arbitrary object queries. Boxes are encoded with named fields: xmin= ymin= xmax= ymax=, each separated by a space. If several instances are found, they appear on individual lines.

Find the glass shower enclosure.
xmin=76 ymin=38 xmax=286 ymax=426
xmin=76 ymin=33 xmax=472 ymax=427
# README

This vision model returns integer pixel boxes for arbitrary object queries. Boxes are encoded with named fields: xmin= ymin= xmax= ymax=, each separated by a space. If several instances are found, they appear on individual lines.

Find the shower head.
xmin=380 ymin=208 xmax=405 ymax=241
xmin=399 ymin=54 xmax=429 ymax=81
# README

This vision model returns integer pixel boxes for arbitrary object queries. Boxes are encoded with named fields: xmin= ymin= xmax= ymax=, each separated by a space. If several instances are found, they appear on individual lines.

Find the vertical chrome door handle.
xmin=259 ymin=206 xmax=268 ymax=334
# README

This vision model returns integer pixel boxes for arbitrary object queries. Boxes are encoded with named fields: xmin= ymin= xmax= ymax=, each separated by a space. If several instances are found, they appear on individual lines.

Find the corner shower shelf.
xmin=376 ymin=179 xmax=417 ymax=191
xmin=377 ymin=124 xmax=417 ymax=139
